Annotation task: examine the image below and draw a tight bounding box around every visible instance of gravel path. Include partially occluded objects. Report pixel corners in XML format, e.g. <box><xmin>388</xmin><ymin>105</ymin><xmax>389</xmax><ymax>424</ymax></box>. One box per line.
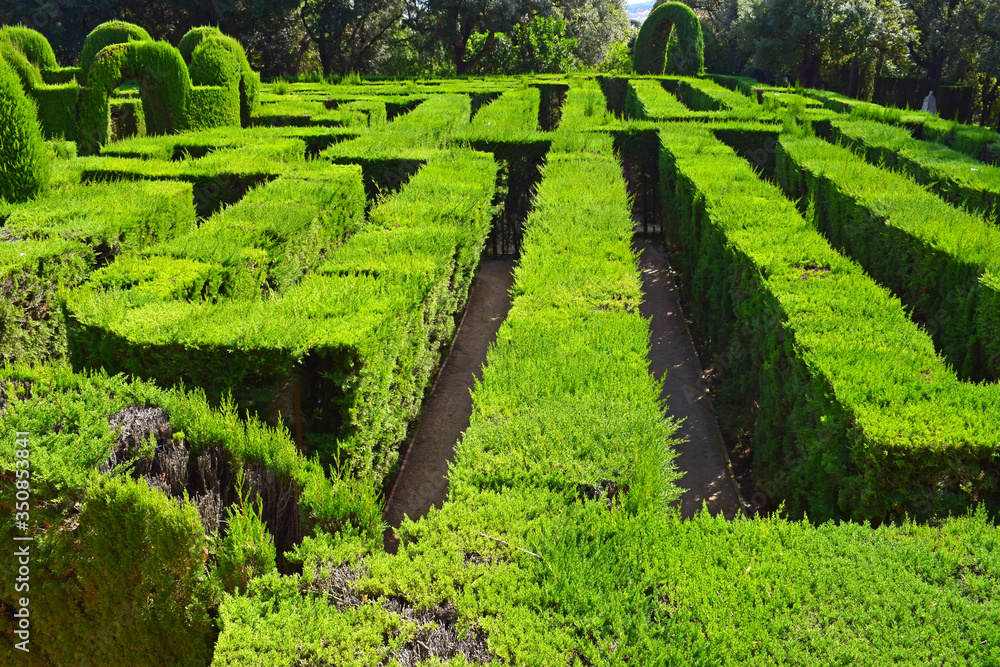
<box><xmin>383</xmin><ymin>259</ymin><xmax>516</xmax><ymax>551</ymax></box>
<box><xmin>634</xmin><ymin>235</ymin><xmax>743</xmax><ymax>519</ymax></box>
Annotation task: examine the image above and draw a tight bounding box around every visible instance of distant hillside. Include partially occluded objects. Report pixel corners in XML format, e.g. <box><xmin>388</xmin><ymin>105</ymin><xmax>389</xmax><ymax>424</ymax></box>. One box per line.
<box><xmin>628</xmin><ymin>0</ymin><xmax>655</xmax><ymax>23</ymax></box>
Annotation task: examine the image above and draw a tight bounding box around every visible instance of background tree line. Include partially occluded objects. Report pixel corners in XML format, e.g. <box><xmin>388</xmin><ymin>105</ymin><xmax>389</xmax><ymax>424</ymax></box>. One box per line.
<box><xmin>0</xmin><ymin>0</ymin><xmax>996</xmax><ymax>126</ymax></box>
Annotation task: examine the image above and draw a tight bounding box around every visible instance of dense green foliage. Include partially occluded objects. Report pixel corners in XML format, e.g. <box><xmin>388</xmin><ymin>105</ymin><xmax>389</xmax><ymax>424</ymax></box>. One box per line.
<box><xmin>187</xmin><ymin>37</ymin><xmax>242</xmax><ymax>129</ymax></box>
<box><xmin>178</xmin><ymin>27</ymin><xmax>261</xmax><ymax>126</ymax></box>
<box><xmin>77</xmin><ymin>40</ymin><xmax>192</xmax><ymax>153</ymax></box>
<box><xmin>831</xmin><ymin>118</ymin><xmax>1000</xmax><ymax>220</ymax></box>
<box><xmin>0</xmin><ymin>57</ymin><xmax>48</xmax><ymax>202</ymax></box>
<box><xmin>0</xmin><ymin>363</ymin><xmax>347</xmax><ymax>664</ymax></box>
<box><xmin>632</xmin><ymin>2</ymin><xmax>704</xmax><ymax>75</ymax></box>
<box><xmin>212</xmin><ymin>92</ymin><xmax>686</xmax><ymax>665</ymax></box>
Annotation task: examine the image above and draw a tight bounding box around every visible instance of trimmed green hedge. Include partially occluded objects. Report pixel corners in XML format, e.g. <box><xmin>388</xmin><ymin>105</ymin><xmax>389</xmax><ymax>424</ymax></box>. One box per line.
<box><xmin>776</xmin><ymin>135</ymin><xmax>1000</xmax><ymax>382</ymax></box>
<box><xmin>65</xmin><ymin>150</ymin><xmax>496</xmax><ymax>482</ymax></box>
<box><xmin>32</xmin><ymin>81</ymin><xmax>80</xmax><ymax>140</ymax></box>
<box><xmin>0</xmin><ymin>363</ymin><xmax>356</xmax><ymax>666</ymax></box>
<box><xmin>632</xmin><ymin>2</ymin><xmax>704</xmax><ymax>75</ymax></box>
<box><xmin>79</xmin><ymin>20</ymin><xmax>152</xmax><ymax>84</ymax></box>
<box><xmin>660</xmin><ymin>123</ymin><xmax>1000</xmax><ymax>522</ymax></box>
<box><xmin>671</xmin><ymin>76</ymin><xmax>760</xmax><ymax>114</ymax></box>
<box><xmin>625</xmin><ymin>78</ymin><xmax>691</xmax><ymax>120</ymax></box>
<box><xmin>831</xmin><ymin>119</ymin><xmax>1000</xmax><ymax>221</ymax></box>
<box><xmin>0</xmin><ymin>179</ymin><xmax>196</xmax><ymax>364</ymax></box>
<box><xmin>78</xmin><ymin>40</ymin><xmax>192</xmax><ymax>153</ymax></box>
<box><xmin>100</xmin><ymin>125</ymin><xmax>358</xmax><ymax>160</ymax></box>
<box><xmin>0</xmin><ymin>38</ymin><xmax>42</xmax><ymax>89</ymax></box>
<box><xmin>0</xmin><ymin>25</ymin><xmax>58</xmax><ymax>70</ymax></box>
<box><xmin>922</xmin><ymin>117</ymin><xmax>1000</xmax><ymax>165</ymax></box>
<box><xmin>0</xmin><ymin>57</ymin><xmax>49</xmax><ymax>203</ymax></box>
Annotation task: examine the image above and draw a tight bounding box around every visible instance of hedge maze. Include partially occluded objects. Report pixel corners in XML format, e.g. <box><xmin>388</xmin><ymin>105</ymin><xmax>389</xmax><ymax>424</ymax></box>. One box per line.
<box><xmin>1</xmin><ymin>20</ymin><xmax>999</xmax><ymax>667</ymax></box>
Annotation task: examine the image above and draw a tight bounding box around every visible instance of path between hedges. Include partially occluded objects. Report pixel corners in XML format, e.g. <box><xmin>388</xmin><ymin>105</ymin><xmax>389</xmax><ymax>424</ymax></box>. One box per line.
<box><xmin>383</xmin><ymin>259</ymin><xmax>517</xmax><ymax>551</ymax></box>
<box><xmin>634</xmin><ymin>235</ymin><xmax>743</xmax><ymax>519</ymax></box>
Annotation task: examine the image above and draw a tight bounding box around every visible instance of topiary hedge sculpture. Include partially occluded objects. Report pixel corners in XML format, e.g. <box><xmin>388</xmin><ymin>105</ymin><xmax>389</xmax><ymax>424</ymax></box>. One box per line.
<box><xmin>179</xmin><ymin>26</ymin><xmax>260</xmax><ymax>126</ymax></box>
<box><xmin>633</xmin><ymin>1</ymin><xmax>704</xmax><ymax>76</ymax></box>
<box><xmin>77</xmin><ymin>40</ymin><xmax>191</xmax><ymax>154</ymax></box>
<box><xmin>187</xmin><ymin>36</ymin><xmax>242</xmax><ymax>129</ymax></box>
<box><xmin>0</xmin><ymin>57</ymin><xmax>49</xmax><ymax>203</ymax></box>
<box><xmin>79</xmin><ymin>20</ymin><xmax>152</xmax><ymax>84</ymax></box>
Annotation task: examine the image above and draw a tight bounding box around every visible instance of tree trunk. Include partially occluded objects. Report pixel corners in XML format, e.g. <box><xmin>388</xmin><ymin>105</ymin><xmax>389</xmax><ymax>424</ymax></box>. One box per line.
<box><xmin>459</xmin><ymin>32</ymin><xmax>495</xmax><ymax>75</ymax></box>
<box><xmin>294</xmin><ymin>35</ymin><xmax>311</xmax><ymax>76</ymax></box>
<box><xmin>317</xmin><ymin>37</ymin><xmax>334</xmax><ymax>77</ymax></box>
<box><xmin>848</xmin><ymin>54</ymin><xmax>860</xmax><ymax>99</ymax></box>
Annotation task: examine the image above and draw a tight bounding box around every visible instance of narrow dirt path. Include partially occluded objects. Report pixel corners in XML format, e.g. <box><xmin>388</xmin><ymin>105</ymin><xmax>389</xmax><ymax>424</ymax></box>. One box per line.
<box><xmin>634</xmin><ymin>235</ymin><xmax>743</xmax><ymax>519</ymax></box>
<box><xmin>383</xmin><ymin>259</ymin><xmax>516</xmax><ymax>550</ymax></box>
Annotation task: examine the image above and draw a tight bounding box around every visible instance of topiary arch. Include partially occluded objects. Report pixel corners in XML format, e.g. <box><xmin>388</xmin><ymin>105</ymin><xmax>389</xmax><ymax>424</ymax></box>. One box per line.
<box><xmin>79</xmin><ymin>20</ymin><xmax>152</xmax><ymax>84</ymax></box>
<box><xmin>77</xmin><ymin>40</ymin><xmax>191</xmax><ymax>154</ymax></box>
<box><xmin>633</xmin><ymin>1</ymin><xmax>704</xmax><ymax>76</ymax></box>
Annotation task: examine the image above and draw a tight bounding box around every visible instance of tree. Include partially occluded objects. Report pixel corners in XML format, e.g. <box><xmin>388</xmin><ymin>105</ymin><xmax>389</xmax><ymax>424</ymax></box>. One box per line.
<box><xmin>468</xmin><ymin>14</ymin><xmax>577</xmax><ymax>74</ymax></box>
<box><xmin>300</xmin><ymin>0</ymin><xmax>404</xmax><ymax>76</ymax></box>
<box><xmin>407</xmin><ymin>0</ymin><xmax>550</xmax><ymax>75</ymax></box>
<box><xmin>733</xmin><ymin>0</ymin><xmax>828</xmax><ymax>86</ymax></box>
<box><xmin>823</xmin><ymin>0</ymin><xmax>915</xmax><ymax>98</ymax></box>
<box><xmin>551</xmin><ymin>0</ymin><xmax>630</xmax><ymax>66</ymax></box>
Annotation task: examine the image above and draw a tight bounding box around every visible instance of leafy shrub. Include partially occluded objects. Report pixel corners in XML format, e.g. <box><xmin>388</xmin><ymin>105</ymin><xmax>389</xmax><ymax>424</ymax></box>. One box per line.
<box><xmin>0</xmin><ymin>57</ymin><xmax>49</xmax><ymax>203</ymax></box>
<box><xmin>216</xmin><ymin>476</ymin><xmax>278</xmax><ymax>594</ymax></box>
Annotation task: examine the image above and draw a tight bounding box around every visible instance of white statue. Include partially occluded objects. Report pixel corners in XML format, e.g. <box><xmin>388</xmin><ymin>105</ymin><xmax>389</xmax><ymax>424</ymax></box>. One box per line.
<box><xmin>921</xmin><ymin>90</ymin><xmax>937</xmax><ymax>114</ymax></box>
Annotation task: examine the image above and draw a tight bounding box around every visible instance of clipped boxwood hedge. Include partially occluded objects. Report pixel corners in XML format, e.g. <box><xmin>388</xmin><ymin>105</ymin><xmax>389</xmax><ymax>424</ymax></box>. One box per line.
<box><xmin>178</xmin><ymin>26</ymin><xmax>260</xmax><ymax>126</ymax></box>
<box><xmin>0</xmin><ymin>25</ymin><xmax>58</xmax><ymax>70</ymax></box>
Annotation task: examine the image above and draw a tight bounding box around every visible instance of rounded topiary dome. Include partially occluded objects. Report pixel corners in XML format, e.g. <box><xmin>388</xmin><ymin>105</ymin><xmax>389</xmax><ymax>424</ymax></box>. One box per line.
<box><xmin>0</xmin><ymin>25</ymin><xmax>58</xmax><ymax>70</ymax></box>
<box><xmin>79</xmin><ymin>21</ymin><xmax>152</xmax><ymax>83</ymax></box>
<box><xmin>0</xmin><ymin>57</ymin><xmax>49</xmax><ymax>203</ymax></box>
<box><xmin>178</xmin><ymin>26</ymin><xmax>224</xmax><ymax>63</ymax></box>
<box><xmin>188</xmin><ymin>36</ymin><xmax>241</xmax><ymax>88</ymax></box>
<box><xmin>633</xmin><ymin>1</ymin><xmax>704</xmax><ymax>76</ymax></box>
<box><xmin>179</xmin><ymin>27</ymin><xmax>259</xmax><ymax>126</ymax></box>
